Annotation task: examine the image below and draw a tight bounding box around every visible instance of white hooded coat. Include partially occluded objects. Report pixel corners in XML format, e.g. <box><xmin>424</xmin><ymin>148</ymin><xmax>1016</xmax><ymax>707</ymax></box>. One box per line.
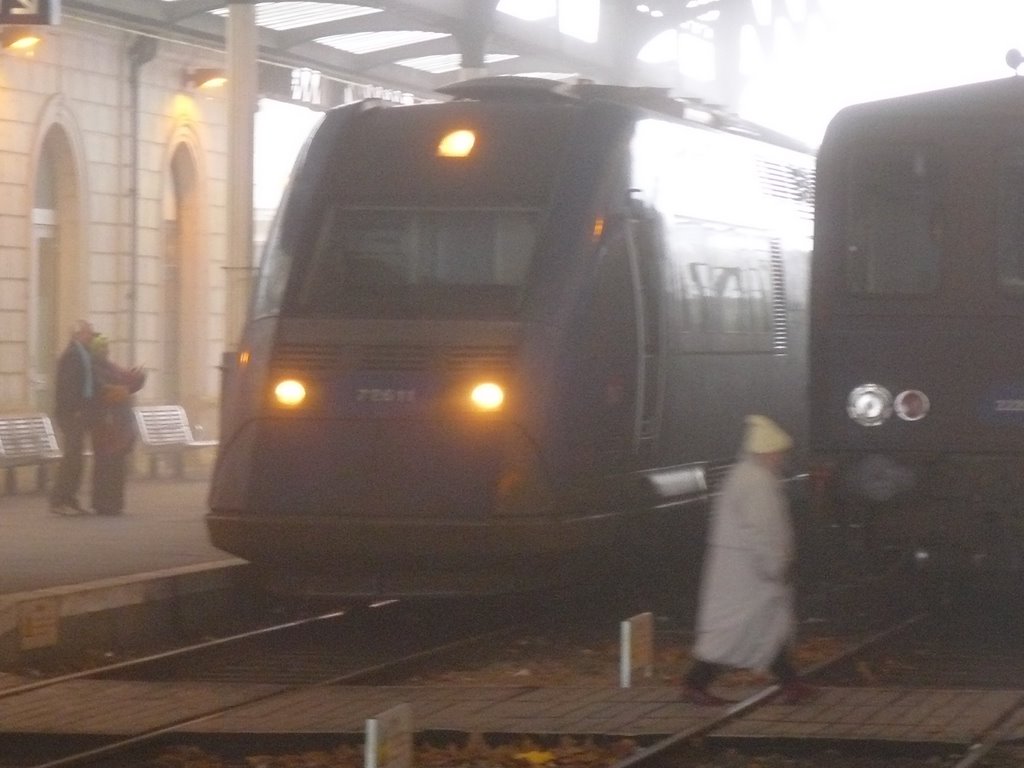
<box><xmin>692</xmin><ymin>455</ymin><xmax>796</xmax><ymax>671</ymax></box>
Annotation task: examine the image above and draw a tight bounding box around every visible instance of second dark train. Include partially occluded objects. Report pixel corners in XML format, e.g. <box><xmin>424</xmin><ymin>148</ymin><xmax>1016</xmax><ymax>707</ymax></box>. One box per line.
<box><xmin>808</xmin><ymin>69</ymin><xmax>1024</xmax><ymax>583</ymax></box>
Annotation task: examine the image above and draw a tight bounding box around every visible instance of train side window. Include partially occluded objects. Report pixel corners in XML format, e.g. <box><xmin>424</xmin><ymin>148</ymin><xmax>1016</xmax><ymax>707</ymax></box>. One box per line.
<box><xmin>676</xmin><ymin>228</ymin><xmax>775</xmax><ymax>351</ymax></box>
<box><xmin>714</xmin><ymin>267</ymin><xmax>744</xmax><ymax>332</ymax></box>
<box><xmin>252</xmin><ymin>213</ymin><xmax>291</xmax><ymax>318</ymax></box>
<box><xmin>996</xmin><ymin>150</ymin><xmax>1024</xmax><ymax>296</ymax></box>
<box><xmin>844</xmin><ymin>146</ymin><xmax>941</xmax><ymax>295</ymax></box>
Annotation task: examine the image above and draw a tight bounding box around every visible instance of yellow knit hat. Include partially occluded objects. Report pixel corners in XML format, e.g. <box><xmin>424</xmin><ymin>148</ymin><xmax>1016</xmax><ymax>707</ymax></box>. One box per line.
<box><xmin>90</xmin><ymin>334</ymin><xmax>110</xmax><ymax>355</ymax></box>
<box><xmin>742</xmin><ymin>414</ymin><xmax>793</xmax><ymax>454</ymax></box>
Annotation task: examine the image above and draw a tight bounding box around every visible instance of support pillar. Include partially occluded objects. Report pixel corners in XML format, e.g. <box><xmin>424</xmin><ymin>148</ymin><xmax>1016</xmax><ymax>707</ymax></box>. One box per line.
<box><xmin>457</xmin><ymin>0</ymin><xmax>495</xmax><ymax>81</ymax></box>
<box><xmin>712</xmin><ymin>2</ymin><xmax>748</xmax><ymax>113</ymax></box>
<box><xmin>225</xmin><ymin>1</ymin><xmax>257</xmax><ymax>349</ymax></box>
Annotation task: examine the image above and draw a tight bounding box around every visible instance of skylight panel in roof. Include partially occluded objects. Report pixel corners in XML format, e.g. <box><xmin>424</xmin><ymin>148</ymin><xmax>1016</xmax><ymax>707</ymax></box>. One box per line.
<box><xmin>558</xmin><ymin>0</ymin><xmax>599</xmax><ymax>43</ymax></box>
<box><xmin>498</xmin><ymin>0</ymin><xmax>601</xmax><ymax>43</ymax></box>
<box><xmin>210</xmin><ymin>2</ymin><xmax>381</xmax><ymax>31</ymax></box>
<box><xmin>315</xmin><ymin>30</ymin><xmax>449</xmax><ymax>55</ymax></box>
<box><xmin>638</xmin><ymin>29</ymin><xmax>677</xmax><ymax>63</ymax></box>
<box><xmin>396</xmin><ymin>53</ymin><xmax>518</xmax><ymax>75</ymax></box>
<box><xmin>497</xmin><ymin>0</ymin><xmax>556</xmax><ymax>21</ymax></box>
<box><xmin>512</xmin><ymin>71</ymin><xmax>579</xmax><ymax>81</ymax></box>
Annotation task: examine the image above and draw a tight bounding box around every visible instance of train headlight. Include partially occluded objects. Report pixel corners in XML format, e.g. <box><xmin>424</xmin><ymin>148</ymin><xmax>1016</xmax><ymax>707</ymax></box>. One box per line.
<box><xmin>470</xmin><ymin>382</ymin><xmax>504</xmax><ymax>412</ymax></box>
<box><xmin>894</xmin><ymin>389</ymin><xmax>930</xmax><ymax>421</ymax></box>
<box><xmin>437</xmin><ymin>129</ymin><xmax>475</xmax><ymax>158</ymax></box>
<box><xmin>273</xmin><ymin>378</ymin><xmax>307</xmax><ymax>408</ymax></box>
<box><xmin>847</xmin><ymin>383</ymin><xmax>892</xmax><ymax>426</ymax></box>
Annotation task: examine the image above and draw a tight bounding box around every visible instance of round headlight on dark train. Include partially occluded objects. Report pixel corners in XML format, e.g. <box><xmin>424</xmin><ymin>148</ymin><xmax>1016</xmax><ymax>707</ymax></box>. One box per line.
<box><xmin>894</xmin><ymin>389</ymin><xmax>930</xmax><ymax>421</ymax></box>
<box><xmin>846</xmin><ymin>383</ymin><xmax>892</xmax><ymax>427</ymax></box>
<box><xmin>470</xmin><ymin>382</ymin><xmax>504</xmax><ymax>412</ymax></box>
<box><xmin>273</xmin><ymin>378</ymin><xmax>307</xmax><ymax>408</ymax></box>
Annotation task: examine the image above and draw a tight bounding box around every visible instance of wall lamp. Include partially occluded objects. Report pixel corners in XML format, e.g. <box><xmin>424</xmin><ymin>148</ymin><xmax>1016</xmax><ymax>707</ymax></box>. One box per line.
<box><xmin>183</xmin><ymin>67</ymin><xmax>228</xmax><ymax>90</ymax></box>
<box><xmin>2</xmin><ymin>27</ymin><xmax>43</xmax><ymax>52</ymax></box>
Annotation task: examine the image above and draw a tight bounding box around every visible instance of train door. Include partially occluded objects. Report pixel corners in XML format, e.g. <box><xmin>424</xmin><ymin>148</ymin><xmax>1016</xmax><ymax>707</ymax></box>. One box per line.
<box><xmin>577</xmin><ymin>203</ymin><xmax>663</xmax><ymax>472</ymax></box>
<box><xmin>624</xmin><ymin>200</ymin><xmax>665</xmax><ymax>462</ymax></box>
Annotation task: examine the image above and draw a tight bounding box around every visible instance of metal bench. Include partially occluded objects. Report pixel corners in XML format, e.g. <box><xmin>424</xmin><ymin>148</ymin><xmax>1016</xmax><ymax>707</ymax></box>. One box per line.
<box><xmin>132</xmin><ymin>405</ymin><xmax>218</xmax><ymax>478</ymax></box>
<box><xmin>0</xmin><ymin>413</ymin><xmax>63</xmax><ymax>494</ymax></box>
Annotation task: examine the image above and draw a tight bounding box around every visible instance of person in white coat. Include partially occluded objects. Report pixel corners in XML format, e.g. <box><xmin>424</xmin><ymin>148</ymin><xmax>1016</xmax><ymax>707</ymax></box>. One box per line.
<box><xmin>681</xmin><ymin>414</ymin><xmax>818</xmax><ymax>706</ymax></box>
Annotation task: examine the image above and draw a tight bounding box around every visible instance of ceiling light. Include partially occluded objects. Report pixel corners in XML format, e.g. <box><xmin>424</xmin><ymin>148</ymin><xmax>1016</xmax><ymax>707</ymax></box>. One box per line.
<box><xmin>2</xmin><ymin>27</ymin><xmax>42</xmax><ymax>52</ymax></box>
<box><xmin>183</xmin><ymin>68</ymin><xmax>228</xmax><ymax>90</ymax></box>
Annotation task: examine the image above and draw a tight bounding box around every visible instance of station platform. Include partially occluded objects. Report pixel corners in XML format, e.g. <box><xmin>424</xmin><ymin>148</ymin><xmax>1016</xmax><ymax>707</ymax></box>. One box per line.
<box><xmin>0</xmin><ymin>474</ymin><xmax>237</xmax><ymax>596</ymax></box>
<box><xmin>0</xmin><ymin>473</ymin><xmax>247</xmax><ymax>663</ymax></box>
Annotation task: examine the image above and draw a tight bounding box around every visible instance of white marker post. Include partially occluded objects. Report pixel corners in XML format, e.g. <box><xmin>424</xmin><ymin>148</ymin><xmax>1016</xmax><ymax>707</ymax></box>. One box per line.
<box><xmin>619</xmin><ymin>611</ymin><xmax>654</xmax><ymax>688</ymax></box>
<box><xmin>365</xmin><ymin>702</ymin><xmax>413</xmax><ymax>768</ymax></box>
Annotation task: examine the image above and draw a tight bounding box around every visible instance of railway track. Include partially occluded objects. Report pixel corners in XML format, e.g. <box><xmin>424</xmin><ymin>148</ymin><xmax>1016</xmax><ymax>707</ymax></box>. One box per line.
<box><xmin>79</xmin><ymin>606</ymin><xmax>1020</xmax><ymax>768</ymax></box>
<box><xmin>4</xmin><ymin>567</ymin><xmax>1022</xmax><ymax>768</ymax></box>
<box><xmin>129</xmin><ymin>577</ymin><xmax>1024</xmax><ymax>768</ymax></box>
<box><xmin>615</xmin><ymin>590</ymin><xmax>1024</xmax><ymax>768</ymax></box>
<box><xmin>0</xmin><ymin>597</ymin><xmax>529</xmax><ymax>768</ymax></box>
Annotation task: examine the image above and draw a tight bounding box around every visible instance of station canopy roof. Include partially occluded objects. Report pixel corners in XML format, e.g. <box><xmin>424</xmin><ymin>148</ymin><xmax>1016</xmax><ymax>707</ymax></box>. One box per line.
<box><xmin>62</xmin><ymin>0</ymin><xmax>693</xmax><ymax>103</ymax></box>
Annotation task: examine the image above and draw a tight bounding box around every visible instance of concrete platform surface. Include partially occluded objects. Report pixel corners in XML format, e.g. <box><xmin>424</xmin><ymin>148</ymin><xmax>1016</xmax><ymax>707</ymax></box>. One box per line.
<box><xmin>0</xmin><ymin>475</ymin><xmax>250</xmax><ymax>664</ymax></box>
<box><xmin>0</xmin><ymin>476</ymin><xmax>238</xmax><ymax>596</ymax></box>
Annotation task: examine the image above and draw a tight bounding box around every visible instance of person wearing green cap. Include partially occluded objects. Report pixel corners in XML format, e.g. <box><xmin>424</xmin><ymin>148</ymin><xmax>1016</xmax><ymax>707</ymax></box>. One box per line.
<box><xmin>89</xmin><ymin>335</ymin><xmax>146</xmax><ymax>515</ymax></box>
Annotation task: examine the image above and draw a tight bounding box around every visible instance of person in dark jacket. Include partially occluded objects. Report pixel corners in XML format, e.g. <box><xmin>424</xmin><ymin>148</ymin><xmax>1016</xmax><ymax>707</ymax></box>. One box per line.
<box><xmin>49</xmin><ymin>320</ymin><xmax>97</xmax><ymax>515</ymax></box>
<box><xmin>89</xmin><ymin>335</ymin><xmax>146</xmax><ymax>516</ymax></box>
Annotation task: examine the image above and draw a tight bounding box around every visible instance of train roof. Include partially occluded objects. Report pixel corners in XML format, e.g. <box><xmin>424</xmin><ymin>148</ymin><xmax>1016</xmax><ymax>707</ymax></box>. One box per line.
<box><xmin>822</xmin><ymin>75</ymin><xmax>1024</xmax><ymax>142</ymax></box>
<box><xmin>436</xmin><ymin>76</ymin><xmax>812</xmax><ymax>155</ymax></box>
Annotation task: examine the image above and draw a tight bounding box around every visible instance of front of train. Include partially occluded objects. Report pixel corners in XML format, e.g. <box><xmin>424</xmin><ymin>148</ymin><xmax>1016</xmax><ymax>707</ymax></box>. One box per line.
<box><xmin>207</xmin><ymin>85</ymin><xmax>641</xmax><ymax>597</ymax></box>
<box><xmin>808</xmin><ymin>77</ymin><xmax>1024</xmax><ymax>582</ymax></box>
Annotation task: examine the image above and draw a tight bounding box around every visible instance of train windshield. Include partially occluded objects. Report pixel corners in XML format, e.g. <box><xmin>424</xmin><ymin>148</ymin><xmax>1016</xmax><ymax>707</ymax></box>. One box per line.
<box><xmin>291</xmin><ymin>207</ymin><xmax>538</xmax><ymax>318</ymax></box>
<box><xmin>843</xmin><ymin>145</ymin><xmax>941</xmax><ymax>295</ymax></box>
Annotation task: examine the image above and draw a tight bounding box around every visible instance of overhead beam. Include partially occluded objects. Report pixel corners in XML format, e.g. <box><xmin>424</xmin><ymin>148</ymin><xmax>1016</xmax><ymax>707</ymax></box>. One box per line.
<box><xmin>163</xmin><ymin>0</ymin><xmax>225</xmax><ymax>24</ymax></box>
<box><xmin>350</xmin><ymin>35</ymin><xmax>459</xmax><ymax>72</ymax></box>
<box><xmin>63</xmin><ymin>0</ymin><xmax>698</xmax><ymax>99</ymax></box>
<box><xmin>275</xmin><ymin>10</ymin><xmax>423</xmax><ymax>50</ymax></box>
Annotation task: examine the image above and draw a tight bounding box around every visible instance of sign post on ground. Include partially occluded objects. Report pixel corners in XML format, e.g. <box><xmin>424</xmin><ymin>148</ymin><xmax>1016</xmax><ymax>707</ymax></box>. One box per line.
<box><xmin>620</xmin><ymin>611</ymin><xmax>654</xmax><ymax>688</ymax></box>
<box><xmin>17</xmin><ymin>597</ymin><xmax>59</xmax><ymax>650</ymax></box>
<box><xmin>365</xmin><ymin>702</ymin><xmax>413</xmax><ymax>768</ymax></box>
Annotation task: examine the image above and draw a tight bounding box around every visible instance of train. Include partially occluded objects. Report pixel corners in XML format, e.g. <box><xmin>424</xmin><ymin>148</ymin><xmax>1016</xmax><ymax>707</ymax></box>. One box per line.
<box><xmin>206</xmin><ymin>76</ymin><xmax>815</xmax><ymax>598</ymax></box>
<box><xmin>808</xmin><ymin>67</ymin><xmax>1024</xmax><ymax>582</ymax></box>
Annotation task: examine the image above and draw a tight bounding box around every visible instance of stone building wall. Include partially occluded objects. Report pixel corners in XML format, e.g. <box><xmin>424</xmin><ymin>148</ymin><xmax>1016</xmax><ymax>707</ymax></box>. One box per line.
<box><xmin>0</xmin><ymin>19</ymin><xmax>229</xmax><ymax>436</ymax></box>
